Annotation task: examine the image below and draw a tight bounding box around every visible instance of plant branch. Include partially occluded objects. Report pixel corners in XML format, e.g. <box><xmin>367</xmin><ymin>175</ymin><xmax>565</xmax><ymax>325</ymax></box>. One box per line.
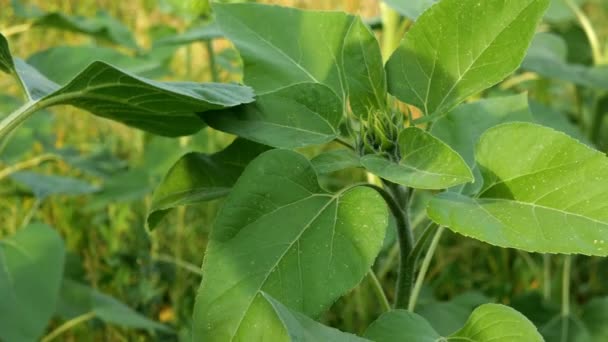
<box><xmin>41</xmin><ymin>311</ymin><xmax>96</xmax><ymax>342</ymax></box>
<box><xmin>368</xmin><ymin>270</ymin><xmax>391</xmax><ymax>313</ymax></box>
<box><xmin>0</xmin><ymin>101</ymin><xmax>39</xmax><ymax>143</ymax></box>
<box><xmin>408</xmin><ymin>226</ymin><xmax>444</xmax><ymax>312</ymax></box>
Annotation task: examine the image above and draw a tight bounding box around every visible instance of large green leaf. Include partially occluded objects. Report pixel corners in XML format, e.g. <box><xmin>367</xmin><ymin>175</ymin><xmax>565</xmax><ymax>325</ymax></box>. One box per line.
<box><xmin>263</xmin><ymin>293</ymin><xmax>369</xmax><ymax>342</ymax></box>
<box><xmin>57</xmin><ymin>279</ymin><xmax>170</xmax><ymax>332</ymax></box>
<box><xmin>361</xmin><ymin>127</ymin><xmax>473</xmax><ymax>189</ymax></box>
<box><xmin>0</xmin><ymin>33</ymin><xmax>254</xmax><ymax>137</ymax></box>
<box><xmin>214</xmin><ymin>2</ymin><xmax>386</xmax><ymax>116</ymax></box>
<box><xmin>428</xmin><ymin>123</ymin><xmax>608</xmax><ymax>255</ymax></box>
<box><xmin>203</xmin><ymin>82</ymin><xmax>342</xmax><ymax>148</ymax></box>
<box><xmin>522</xmin><ymin>32</ymin><xmax>608</xmax><ymax>90</ymax></box>
<box><xmin>0</xmin><ymin>224</ymin><xmax>66</xmax><ymax>342</ymax></box>
<box><xmin>147</xmin><ymin>138</ymin><xmax>270</xmax><ymax>229</ymax></box>
<box><xmin>193</xmin><ymin>150</ymin><xmax>389</xmax><ymax>341</ymax></box>
<box><xmin>383</xmin><ymin>0</ymin><xmax>437</xmax><ymax>20</ymax></box>
<box><xmin>386</xmin><ymin>0</ymin><xmax>550</xmax><ymax>120</ymax></box>
<box><xmin>342</xmin><ymin>17</ymin><xmax>387</xmax><ymax>117</ymax></box>
<box><xmin>214</xmin><ymin>3</ymin><xmax>351</xmax><ymax>99</ymax></box>
<box><xmin>365</xmin><ymin>304</ymin><xmax>542</xmax><ymax>341</ymax></box>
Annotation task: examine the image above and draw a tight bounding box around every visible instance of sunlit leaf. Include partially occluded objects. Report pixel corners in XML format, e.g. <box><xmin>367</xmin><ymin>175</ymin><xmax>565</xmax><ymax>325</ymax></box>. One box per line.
<box><xmin>386</xmin><ymin>0</ymin><xmax>550</xmax><ymax>120</ymax></box>
<box><xmin>428</xmin><ymin>123</ymin><xmax>608</xmax><ymax>255</ymax></box>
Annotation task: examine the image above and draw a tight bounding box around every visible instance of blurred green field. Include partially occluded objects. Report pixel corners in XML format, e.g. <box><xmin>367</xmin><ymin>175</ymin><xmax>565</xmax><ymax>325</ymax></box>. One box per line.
<box><xmin>1</xmin><ymin>0</ymin><xmax>608</xmax><ymax>341</ymax></box>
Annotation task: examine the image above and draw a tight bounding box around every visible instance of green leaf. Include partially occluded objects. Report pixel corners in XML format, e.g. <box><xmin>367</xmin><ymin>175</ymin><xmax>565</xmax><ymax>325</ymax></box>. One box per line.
<box><xmin>147</xmin><ymin>138</ymin><xmax>270</xmax><ymax>229</ymax></box>
<box><xmin>361</xmin><ymin>127</ymin><xmax>473</xmax><ymax>189</ymax></box>
<box><xmin>57</xmin><ymin>279</ymin><xmax>170</xmax><ymax>332</ymax></box>
<box><xmin>193</xmin><ymin>149</ymin><xmax>389</xmax><ymax>341</ymax></box>
<box><xmin>343</xmin><ymin>17</ymin><xmax>387</xmax><ymax>117</ymax></box>
<box><xmin>0</xmin><ymin>224</ymin><xmax>66</xmax><ymax>342</ymax></box>
<box><xmin>365</xmin><ymin>304</ymin><xmax>542</xmax><ymax>341</ymax></box>
<box><xmin>27</xmin><ymin>45</ymin><xmax>170</xmax><ymax>85</ymax></box>
<box><xmin>540</xmin><ymin>315</ymin><xmax>591</xmax><ymax>342</ymax></box>
<box><xmin>262</xmin><ymin>293</ymin><xmax>370</xmax><ymax>342</ymax></box>
<box><xmin>451</xmin><ymin>304</ymin><xmax>543</xmax><ymax>341</ymax></box>
<box><xmin>11</xmin><ymin>171</ymin><xmax>99</xmax><ymax>199</ymax></box>
<box><xmin>0</xmin><ymin>33</ymin><xmax>255</xmax><ymax>137</ymax></box>
<box><xmin>522</xmin><ymin>32</ymin><xmax>608</xmax><ymax>90</ymax></box>
<box><xmin>214</xmin><ymin>3</ymin><xmax>352</xmax><ymax>100</ymax></box>
<box><xmin>364</xmin><ymin>310</ymin><xmax>441</xmax><ymax>342</ymax></box>
<box><xmin>417</xmin><ymin>291</ymin><xmax>490</xmax><ymax>335</ymax></box>
<box><xmin>383</xmin><ymin>0</ymin><xmax>437</xmax><ymax>19</ymax></box>
<box><xmin>428</xmin><ymin>122</ymin><xmax>608</xmax><ymax>255</ymax></box>
<box><xmin>430</xmin><ymin>94</ymin><xmax>534</xmax><ymax>194</ymax></box>
<box><xmin>310</xmin><ymin>149</ymin><xmax>361</xmax><ymax>174</ymax></box>
<box><xmin>529</xmin><ymin>101</ymin><xmax>588</xmax><ymax>143</ymax></box>
<box><xmin>386</xmin><ymin>0</ymin><xmax>550</xmax><ymax>120</ymax></box>
<box><xmin>203</xmin><ymin>82</ymin><xmax>342</xmax><ymax>148</ymax></box>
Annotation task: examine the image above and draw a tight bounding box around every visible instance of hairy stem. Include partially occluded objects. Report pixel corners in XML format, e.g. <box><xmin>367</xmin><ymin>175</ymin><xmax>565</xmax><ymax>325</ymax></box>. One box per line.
<box><xmin>0</xmin><ymin>154</ymin><xmax>57</xmax><ymax>181</ymax></box>
<box><xmin>408</xmin><ymin>226</ymin><xmax>444</xmax><ymax>312</ymax></box>
<box><xmin>363</xmin><ymin>183</ymin><xmax>414</xmax><ymax>309</ymax></box>
<box><xmin>0</xmin><ymin>102</ymin><xmax>39</xmax><ymax>143</ymax></box>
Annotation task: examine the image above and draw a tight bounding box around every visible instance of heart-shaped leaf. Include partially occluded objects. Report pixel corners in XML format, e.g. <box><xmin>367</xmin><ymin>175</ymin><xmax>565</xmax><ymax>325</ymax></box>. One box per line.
<box><xmin>147</xmin><ymin>138</ymin><xmax>270</xmax><ymax>229</ymax></box>
<box><xmin>193</xmin><ymin>149</ymin><xmax>388</xmax><ymax>341</ymax></box>
<box><xmin>386</xmin><ymin>0</ymin><xmax>550</xmax><ymax>120</ymax></box>
<box><xmin>262</xmin><ymin>293</ymin><xmax>369</xmax><ymax>341</ymax></box>
<box><xmin>364</xmin><ymin>304</ymin><xmax>543</xmax><ymax>341</ymax></box>
<box><xmin>428</xmin><ymin>123</ymin><xmax>608</xmax><ymax>255</ymax></box>
<box><xmin>0</xmin><ymin>224</ymin><xmax>66</xmax><ymax>342</ymax></box>
<box><xmin>361</xmin><ymin>127</ymin><xmax>473</xmax><ymax>189</ymax></box>
<box><xmin>203</xmin><ymin>82</ymin><xmax>342</xmax><ymax>148</ymax></box>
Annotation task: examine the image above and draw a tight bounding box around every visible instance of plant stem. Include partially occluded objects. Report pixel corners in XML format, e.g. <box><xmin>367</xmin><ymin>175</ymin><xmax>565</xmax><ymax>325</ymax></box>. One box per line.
<box><xmin>564</xmin><ymin>0</ymin><xmax>604</xmax><ymax>65</ymax></box>
<box><xmin>562</xmin><ymin>255</ymin><xmax>572</xmax><ymax>317</ymax></box>
<box><xmin>408</xmin><ymin>226</ymin><xmax>444</xmax><ymax>312</ymax></box>
<box><xmin>152</xmin><ymin>253</ymin><xmax>203</xmax><ymax>276</ymax></box>
<box><xmin>543</xmin><ymin>254</ymin><xmax>552</xmax><ymax>300</ymax></box>
<box><xmin>368</xmin><ymin>270</ymin><xmax>391</xmax><ymax>313</ymax></box>
<box><xmin>363</xmin><ymin>183</ymin><xmax>414</xmax><ymax>309</ymax></box>
<box><xmin>0</xmin><ymin>101</ymin><xmax>39</xmax><ymax>143</ymax></box>
<box><xmin>205</xmin><ymin>40</ymin><xmax>219</xmax><ymax>82</ymax></box>
<box><xmin>41</xmin><ymin>311</ymin><xmax>96</xmax><ymax>342</ymax></box>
